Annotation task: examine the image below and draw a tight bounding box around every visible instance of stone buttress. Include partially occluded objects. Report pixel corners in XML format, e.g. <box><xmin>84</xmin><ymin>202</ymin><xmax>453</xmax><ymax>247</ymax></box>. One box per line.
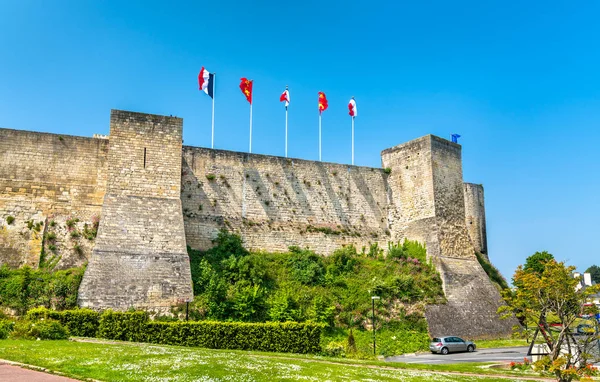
<box><xmin>77</xmin><ymin>110</ymin><xmax>193</xmax><ymax>310</ymax></box>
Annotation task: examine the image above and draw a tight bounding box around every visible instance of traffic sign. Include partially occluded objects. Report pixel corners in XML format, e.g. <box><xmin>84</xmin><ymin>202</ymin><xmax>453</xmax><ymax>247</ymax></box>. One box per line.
<box><xmin>596</xmin><ymin>313</ymin><xmax>600</xmax><ymax>321</ymax></box>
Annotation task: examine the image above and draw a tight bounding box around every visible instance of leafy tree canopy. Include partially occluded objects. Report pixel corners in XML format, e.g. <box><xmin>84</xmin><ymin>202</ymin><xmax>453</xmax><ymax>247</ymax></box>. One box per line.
<box><xmin>500</xmin><ymin>259</ymin><xmax>599</xmax><ymax>381</ymax></box>
<box><xmin>523</xmin><ymin>251</ymin><xmax>554</xmax><ymax>276</ymax></box>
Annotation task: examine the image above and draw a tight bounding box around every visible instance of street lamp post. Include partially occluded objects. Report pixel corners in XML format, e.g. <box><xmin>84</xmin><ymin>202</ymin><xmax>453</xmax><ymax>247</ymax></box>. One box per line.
<box><xmin>372</xmin><ymin>296</ymin><xmax>380</xmax><ymax>356</ymax></box>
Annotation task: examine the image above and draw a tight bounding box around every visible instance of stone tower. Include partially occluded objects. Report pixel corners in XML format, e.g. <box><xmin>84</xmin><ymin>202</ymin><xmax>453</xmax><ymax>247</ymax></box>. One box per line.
<box><xmin>78</xmin><ymin>110</ymin><xmax>193</xmax><ymax>311</ymax></box>
<box><xmin>382</xmin><ymin>135</ymin><xmax>514</xmax><ymax>338</ymax></box>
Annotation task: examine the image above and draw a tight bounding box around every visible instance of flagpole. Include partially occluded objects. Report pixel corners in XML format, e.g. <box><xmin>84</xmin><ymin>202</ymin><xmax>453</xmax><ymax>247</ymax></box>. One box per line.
<box><xmin>249</xmin><ymin>103</ymin><xmax>253</xmax><ymax>153</ymax></box>
<box><xmin>211</xmin><ymin>73</ymin><xmax>215</xmax><ymax>149</ymax></box>
<box><xmin>352</xmin><ymin>116</ymin><xmax>355</xmax><ymax>165</ymax></box>
<box><xmin>319</xmin><ymin>114</ymin><xmax>322</xmax><ymax>161</ymax></box>
<box><xmin>285</xmin><ymin>105</ymin><xmax>288</xmax><ymax>158</ymax></box>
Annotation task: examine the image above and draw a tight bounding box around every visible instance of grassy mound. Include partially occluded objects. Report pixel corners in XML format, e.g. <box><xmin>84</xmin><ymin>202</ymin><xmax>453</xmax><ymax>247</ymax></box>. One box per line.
<box><xmin>184</xmin><ymin>231</ymin><xmax>445</xmax><ymax>356</ymax></box>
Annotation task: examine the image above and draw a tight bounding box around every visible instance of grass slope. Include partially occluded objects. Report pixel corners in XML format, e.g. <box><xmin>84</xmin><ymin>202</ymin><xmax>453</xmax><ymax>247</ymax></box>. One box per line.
<box><xmin>0</xmin><ymin>339</ymin><xmax>535</xmax><ymax>382</ymax></box>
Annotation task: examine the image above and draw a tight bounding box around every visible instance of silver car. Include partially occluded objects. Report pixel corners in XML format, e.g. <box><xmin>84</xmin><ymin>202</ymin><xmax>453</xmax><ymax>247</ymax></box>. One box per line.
<box><xmin>429</xmin><ymin>336</ymin><xmax>476</xmax><ymax>354</ymax></box>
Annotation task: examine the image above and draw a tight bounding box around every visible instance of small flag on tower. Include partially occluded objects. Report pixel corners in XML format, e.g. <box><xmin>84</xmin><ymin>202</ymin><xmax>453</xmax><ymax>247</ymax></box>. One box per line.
<box><xmin>348</xmin><ymin>97</ymin><xmax>357</xmax><ymax>117</ymax></box>
<box><xmin>198</xmin><ymin>67</ymin><xmax>214</xmax><ymax>98</ymax></box>
<box><xmin>280</xmin><ymin>87</ymin><xmax>290</xmax><ymax>108</ymax></box>
<box><xmin>240</xmin><ymin>78</ymin><xmax>253</xmax><ymax>104</ymax></box>
<box><xmin>318</xmin><ymin>92</ymin><xmax>328</xmax><ymax>114</ymax></box>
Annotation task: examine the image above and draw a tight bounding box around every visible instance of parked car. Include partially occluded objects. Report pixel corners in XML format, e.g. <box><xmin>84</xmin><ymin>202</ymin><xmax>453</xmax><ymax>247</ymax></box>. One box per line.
<box><xmin>576</xmin><ymin>324</ymin><xmax>595</xmax><ymax>335</ymax></box>
<box><xmin>430</xmin><ymin>336</ymin><xmax>476</xmax><ymax>354</ymax></box>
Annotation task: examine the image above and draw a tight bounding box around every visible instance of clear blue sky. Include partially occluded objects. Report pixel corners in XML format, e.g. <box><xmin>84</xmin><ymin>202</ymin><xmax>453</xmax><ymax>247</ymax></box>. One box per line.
<box><xmin>1</xmin><ymin>1</ymin><xmax>599</xmax><ymax>280</ymax></box>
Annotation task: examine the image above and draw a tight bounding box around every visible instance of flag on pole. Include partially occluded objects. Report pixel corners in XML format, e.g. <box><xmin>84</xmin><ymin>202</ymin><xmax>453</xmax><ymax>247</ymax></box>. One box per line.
<box><xmin>318</xmin><ymin>92</ymin><xmax>328</xmax><ymax>114</ymax></box>
<box><xmin>348</xmin><ymin>98</ymin><xmax>357</xmax><ymax>117</ymax></box>
<box><xmin>280</xmin><ymin>87</ymin><xmax>290</xmax><ymax>108</ymax></box>
<box><xmin>198</xmin><ymin>67</ymin><xmax>214</xmax><ymax>98</ymax></box>
<box><xmin>240</xmin><ymin>78</ymin><xmax>253</xmax><ymax>104</ymax></box>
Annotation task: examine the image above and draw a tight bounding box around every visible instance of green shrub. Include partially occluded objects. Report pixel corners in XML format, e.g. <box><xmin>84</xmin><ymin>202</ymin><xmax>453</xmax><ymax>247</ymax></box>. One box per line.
<box><xmin>205</xmin><ymin>174</ymin><xmax>216</xmax><ymax>181</ymax></box>
<box><xmin>287</xmin><ymin>247</ymin><xmax>325</xmax><ymax>285</ymax></box>
<box><xmin>475</xmin><ymin>252</ymin><xmax>509</xmax><ymax>290</ymax></box>
<box><xmin>268</xmin><ymin>289</ymin><xmax>302</xmax><ymax>322</ymax></box>
<box><xmin>383</xmin><ymin>167</ymin><xmax>392</xmax><ymax>174</ymax></box>
<box><xmin>11</xmin><ymin>319</ymin><xmax>68</xmax><ymax>340</ymax></box>
<box><xmin>0</xmin><ymin>265</ymin><xmax>84</xmax><ymax>314</ymax></box>
<box><xmin>0</xmin><ymin>320</ymin><xmax>15</xmax><ymax>339</ymax></box>
<box><xmin>329</xmin><ymin>246</ymin><xmax>358</xmax><ymax>275</ymax></box>
<box><xmin>5</xmin><ymin>216</ymin><xmax>15</xmax><ymax>225</ymax></box>
<box><xmin>98</xmin><ymin>310</ymin><xmax>148</xmax><ymax>342</ymax></box>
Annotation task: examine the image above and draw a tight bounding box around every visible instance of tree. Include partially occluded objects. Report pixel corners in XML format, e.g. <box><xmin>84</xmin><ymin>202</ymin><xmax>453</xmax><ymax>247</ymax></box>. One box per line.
<box><xmin>500</xmin><ymin>259</ymin><xmax>599</xmax><ymax>382</ymax></box>
<box><xmin>523</xmin><ymin>251</ymin><xmax>555</xmax><ymax>276</ymax></box>
<box><xmin>585</xmin><ymin>265</ymin><xmax>600</xmax><ymax>284</ymax></box>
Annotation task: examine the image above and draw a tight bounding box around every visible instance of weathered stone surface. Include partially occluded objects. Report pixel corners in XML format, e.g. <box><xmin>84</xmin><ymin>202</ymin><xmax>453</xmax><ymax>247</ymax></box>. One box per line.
<box><xmin>425</xmin><ymin>257</ymin><xmax>516</xmax><ymax>339</ymax></box>
<box><xmin>464</xmin><ymin>183</ymin><xmax>488</xmax><ymax>259</ymax></box>
<box><xmin>0</xmin><ymin>129</ymin><xmax>107</xmax><ymax>268</ymax></box>
<box><xmin>0</xmin><ymin>109</ymin><xmax>513</xmax><ymax>337</ymax></box>
<box><xmin>181</xmin><ymin>147</ymin><xmax>390</xmax><ymax>254</ymax></box>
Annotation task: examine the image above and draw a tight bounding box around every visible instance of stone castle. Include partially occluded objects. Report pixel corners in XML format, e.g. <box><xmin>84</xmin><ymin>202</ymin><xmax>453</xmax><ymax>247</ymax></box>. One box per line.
<box><xmin>0</xmin><ymin>109</ymin><xmax>512</xmax><ymax>338</ymax></box>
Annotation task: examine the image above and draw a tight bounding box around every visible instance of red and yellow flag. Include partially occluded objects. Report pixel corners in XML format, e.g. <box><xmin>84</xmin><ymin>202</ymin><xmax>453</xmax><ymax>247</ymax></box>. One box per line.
<box><xmin>318</xmin><ymin>91</ymin><xmax>328</xmax><ymax>114</ymax></box>
<box><xmin>240</xmin><ymin>78</ymin><xmax>253</xmax><ymax>104</ymax></box>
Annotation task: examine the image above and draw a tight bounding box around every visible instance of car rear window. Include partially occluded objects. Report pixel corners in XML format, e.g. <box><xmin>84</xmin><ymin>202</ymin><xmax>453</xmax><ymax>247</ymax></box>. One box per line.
<box><xmin>432</xmin><ymin>338</ymin><xmax>441</xmax><ymax>342</ymax></box>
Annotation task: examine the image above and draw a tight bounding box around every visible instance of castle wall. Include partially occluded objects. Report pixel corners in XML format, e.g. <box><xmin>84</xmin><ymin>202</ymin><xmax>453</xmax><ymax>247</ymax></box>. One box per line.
<box><xmin>0</xmin><ymin>110</ymin><xmax>514</xmax><ymax>337</ymax></box>
<box><xmin>181</xmin><ymin>147</ymin><xmax>390</xmax><ymax>255</ymax></box>
<box><xmin>464</xmin><ymin>183</ymin><xmax>488</xmax><ymax>259</ymax></box>
<box><xmin>77</xmin><ymin>110</ymin><xmax>193</xmax><ymax>311</ymax></box>
<box><xmin>0</xmin><ymin>129</ymin><xmax>108</xmax><ymax>268</ymax></box>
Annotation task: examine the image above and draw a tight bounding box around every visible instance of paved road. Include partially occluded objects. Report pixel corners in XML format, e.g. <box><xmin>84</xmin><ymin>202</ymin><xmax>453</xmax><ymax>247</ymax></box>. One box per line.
<box><xmin>0</xmin><ymin>362</ymin><xmax>79</xmax><ymax>381</ymax></box>
<box><xmin>386</xmin><ymin>346</ymin><xmax>531</xmax><ymax>364</ymax></box>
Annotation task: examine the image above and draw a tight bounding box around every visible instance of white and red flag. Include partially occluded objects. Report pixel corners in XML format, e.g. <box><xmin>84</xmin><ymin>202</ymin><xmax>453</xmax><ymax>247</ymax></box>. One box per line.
<box><xmin>280</xmin><ymin>87</ymin><xmax>290</xmax><ymax>108</ymax></box>
<box><xmin>348</xmin><ymin>97</ymin><xmax>357</xmax><ymax>117</ymax></box>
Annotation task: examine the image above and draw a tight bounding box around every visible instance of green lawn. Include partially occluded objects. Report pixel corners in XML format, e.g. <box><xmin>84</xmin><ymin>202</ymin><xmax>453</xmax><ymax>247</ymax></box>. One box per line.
<box><xmin>476</xmin><ymin>338</ymin><xmax>529</xmax><ymax>349</ymax></box>
<box><xmin>0</xmin><ymin>339</ymin><xmax>534</xmax><ymax>381</ymax></box>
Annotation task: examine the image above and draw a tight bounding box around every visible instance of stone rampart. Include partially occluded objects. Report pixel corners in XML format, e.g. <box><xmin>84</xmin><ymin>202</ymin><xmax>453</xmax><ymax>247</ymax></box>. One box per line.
<box><xmin>181</xmin><ymin>147</ymin><xmax>390</xmax><ymax>254</ymax></box>
<box><xmin>0</xmin><ymin>129</ymin><xmax>107</xmax><ymax>268</ymax></box>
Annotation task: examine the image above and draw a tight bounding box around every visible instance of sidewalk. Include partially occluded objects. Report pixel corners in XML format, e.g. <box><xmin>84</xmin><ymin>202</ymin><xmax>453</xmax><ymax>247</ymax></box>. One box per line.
<box><xmin>0</xmin><ymin>362</ymin><xmax>79</xmax><ymax>381</ymax></box>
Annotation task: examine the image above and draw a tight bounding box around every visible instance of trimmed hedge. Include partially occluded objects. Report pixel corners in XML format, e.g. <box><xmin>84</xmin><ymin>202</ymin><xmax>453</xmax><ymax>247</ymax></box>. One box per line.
<box><xmin>98</xmin><ymin>311</ymin><xmax>323</xmax><ymax>354</ymax></box>
<box><xmin>23</xmin><ymin>308</ymin><xmax>323</xmax><ymax>354</ymax></box>
<box><xmin>143</xmin><ymin>321</ymin><xmax>323</xmax><ymax>353</ymax></box>
<box><xmin>98</xmin><ymin>311</ymin><xmax>148</xmax><ymax>342</ymax></box>
<box><xmin>27</xmin><ymin>307</ymin><xmax>100</xmax><ymax>337</ymax></box>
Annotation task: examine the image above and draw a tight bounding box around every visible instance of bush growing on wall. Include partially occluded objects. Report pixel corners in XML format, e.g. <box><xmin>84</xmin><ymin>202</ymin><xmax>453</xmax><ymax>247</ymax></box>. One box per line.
<box><xmin>0</xmin><ymin>265</ymin><xmax>85</xmax><ymax>314</ymax></box>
